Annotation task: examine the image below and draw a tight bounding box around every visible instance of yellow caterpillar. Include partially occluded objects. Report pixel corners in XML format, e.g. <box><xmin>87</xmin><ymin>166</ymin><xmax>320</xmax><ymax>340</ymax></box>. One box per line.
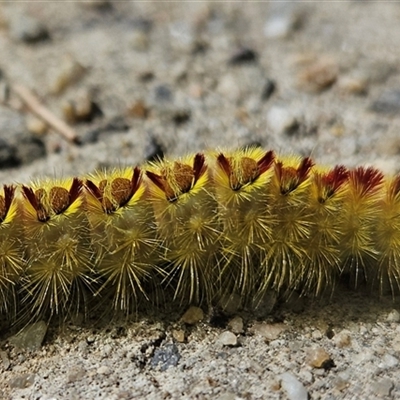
<box><xmin>0</xmin><ymin>147</ymin><xmax>398</xmax><ymax>322</ymax></box>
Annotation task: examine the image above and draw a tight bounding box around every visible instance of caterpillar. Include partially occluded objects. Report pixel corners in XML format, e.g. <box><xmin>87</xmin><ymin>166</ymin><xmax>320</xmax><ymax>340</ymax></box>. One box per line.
<box><xmin>0</xmin><ymin>146</ymin><xmax>398</xmax><ymax>323</ymax></box>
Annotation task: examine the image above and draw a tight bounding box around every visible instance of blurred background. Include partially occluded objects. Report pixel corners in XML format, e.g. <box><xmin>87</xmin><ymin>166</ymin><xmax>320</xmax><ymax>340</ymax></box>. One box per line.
<box><xmin>0</xmin><ymin>1</ymin><xmax>399</xmax><ymax>183</ymax></box>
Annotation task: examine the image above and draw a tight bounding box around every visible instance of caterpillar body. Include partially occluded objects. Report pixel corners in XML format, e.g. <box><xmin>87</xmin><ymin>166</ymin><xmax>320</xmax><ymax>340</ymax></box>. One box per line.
<box><xmin>0</xmin><ymin>147</ymin><xmax>398</xmax><ymax>323</ymax></box>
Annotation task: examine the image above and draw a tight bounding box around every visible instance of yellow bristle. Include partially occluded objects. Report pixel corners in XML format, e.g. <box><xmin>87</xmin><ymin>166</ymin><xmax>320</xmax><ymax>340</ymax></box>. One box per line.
<box><xmin>375</xmin><ymin>174</ymin><xmax>400</xmax><ymax>293</ymax></box>
<box><xmin>145</xmin><ymin>153</ymin><xmax>220</xmax><ymax>304</ymax></box>
<box><xmin>85</xmin><ymin>167</ymin><xmax>160</xmax><ymax>312</ymax></box>
<box><xmin>339</xmin><ymin>167</ymin><xmax>383</xmax><ymax>286</ymax></box>
<box><xmin>0</xmin><ymin>185</ymin><xmax>25</xmax><ymax>314</ymax></box>
<box><xmin>212</xmin><ymin>147</ymin><xmax>275</xmax><ymax>299</ymax></box>
<box><xmin>259</xmin><ymin>155</ymin><xmax>314</xmax><ymax>294</ymax></box>
<box><xmin>20</xmin><ymin>177</ymin><xmax>93</xmax><ymax>318</ymax></box>
<box><xmin>299</xmin><ymin>165</ymin><xmax>349</xmax><ymax>296</ymax></box>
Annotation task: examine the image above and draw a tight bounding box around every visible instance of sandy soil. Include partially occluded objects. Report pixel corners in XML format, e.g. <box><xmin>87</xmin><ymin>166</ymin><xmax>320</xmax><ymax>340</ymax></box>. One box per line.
<box><xmin>1</xmin><ymin>2</ymin><xmax>400</xmax><ymax>399</ymax></box>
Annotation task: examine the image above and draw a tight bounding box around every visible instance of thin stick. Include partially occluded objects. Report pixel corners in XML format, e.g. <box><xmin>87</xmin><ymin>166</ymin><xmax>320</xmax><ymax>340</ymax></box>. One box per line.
<box><xmin>12</xmin><ymin>84</ymin><xmax>80</xmax><ymax>144</ymax></box>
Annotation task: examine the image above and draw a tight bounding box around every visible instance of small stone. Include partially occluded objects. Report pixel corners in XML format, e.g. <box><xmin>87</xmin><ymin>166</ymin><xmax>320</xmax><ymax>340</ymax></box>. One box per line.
<box><xmin>228</xmin><ymin>316</ymin><xmax>244</xmax><ymax>334</ymax></box>
<box><xmin>298</xmin><ymin>58</ymin><xmax>338</xmax><ymax>92</ymax></box>
<box><xmin>0</xmin><ymin>138</ymin><xmax>18</xmax><ymax>169</ymax></box>
<box><xmin>151</xmin><ymin>344</ymin><xmax>181</xmax><ymax>371</ymax></box>
<box><xmin>338</xmin><ymin>76</ymin><xmax>368</xmax><ymax>95</ymax></box>
<box><xmin>387</xmin><ymin>309</ymin><xmax>400</xmax><ymax>323</ymax></box>
<box><xmin>67</xmin><ymin>366</ymin><xmax>86</xmax><ymax>383</ymax></box>
<box><xmin>371</xmin><ymin>378</ymin><xmax>394</xmax><ymax>397</ymax></box>
<box><xmin>333</xmin><ymin>377</ymin><xmax>349</xmax><ymax>392</ymax></box>
<box><xmin>62</xmin><ymin>91</ymin><xmax>102</xmax><ymax>124</ymax></box>
<box><xmin>379</xmin><ymin>354</ymin><xmax>399</xmax><ymax>369</ymax></box>
<box><xmin>261</xmin><ymin>79</ymin><xmax>276</xmax><ymax>101</ymax></box>
<box><xmin>307</xmin><ymin>347</ymin><xmax>334</xmax><ymax>369</ymax></box>
<box><xmin>249</xmin><ymin>322</ymin><xmax>286</xmax><ymax>341</ymax></box>
<box><xmin>264</xmin><ymin>11</ymin><xmax>300</xmax><ymax>39</ymax></box>
<box><xmin>0</xmin><ymin>351</ymin><xmax>10</xmax><ymax>370</ymax></box>
<box><xmin>266</xmin><ymin>106</ymin><xmax>299</xmax><ymax>135</ymax></box>
<box><xmin>9</xmin><ymin>14</ymin><xmax>50</xmax><ymax>43</ymax></box>
<box><xmin>97</xmin><ymin>365</ymin><xmax>111</xmax><ymax>375</ymax></box>
<box><xmin>279</xmin><ymin>372</ymin><xmax>308</xmax><ymax>400</ymax></box>
<box><xmin>311</xmin><ymin>329</ymin><xmax>322</xmax><ymax>340</ymax></box>
<box><xmin>9</xmin><ymin>373</ymin><xmax>36</xmax><ymax>389</ymax></box>
<box><xmin>217</xmin><ymin>331</ymin><xmax>238</xmax><ymax>347</ymax></box>
<box><xmin>172</xmin><ymin>329</ymin><xmax>185</xmax><ymax>343</ymax></box>
<box><xmin>50</xmin><ymin>57</ymin><xmax>87</xmax><ymax>95</ymax></box>
<box><xmin>9</xmin><ymin>321</ymin><xmax>47</xmax><ymax>351</ymax></box>
<box><xmin>332</xmin><ymin>330</ymin><xmax>351</xmax><ymax>348</ymax></box>
<box><xmin>127</xmin><ymin>100</ymin><xmax>149</xmax><ymax>119</ymax></box>
<box><xmin>26</xmin><ymin>116</ymin><xmax>48</xmax><ymax>136</ymax></box>
<box><xmin>86</xmin><ymin>335</ymin><xmax>96</xmax><ymax>344</ymax></box>
<box><xmin>228</xmin><ymin>47</ymin><xmax>258</xmax><ymax>65</ymax></box>
<box><xmin>181</xmin><ymin>306</ymin><xmax>204</xmax><ymax>325</ymax></box>
<box><xmin>371</xmin><ymin>90</ymin><xmax>400</xmax><ymax>114</ymax></box>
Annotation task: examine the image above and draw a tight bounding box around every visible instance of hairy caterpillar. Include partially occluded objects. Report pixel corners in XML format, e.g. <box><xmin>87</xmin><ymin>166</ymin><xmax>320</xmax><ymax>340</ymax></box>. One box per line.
<box><xmin>0</xmin><ymin>146</ymin><xmax>398</xmax><ymax>323</ymax></box>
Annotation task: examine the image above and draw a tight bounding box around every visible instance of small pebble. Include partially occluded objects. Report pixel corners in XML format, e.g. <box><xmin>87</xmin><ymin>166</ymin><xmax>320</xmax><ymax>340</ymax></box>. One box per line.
<box><xmin>0</xmin><ymin>351</ymin><xmax>10</xmax><ymax>370</ymax></box>
<box><xmin>0</xmin><ymin>138</ymin><xmax>18</xmax><ymax>169</ymax></box>
<box><xmin>249</xmin><ymin>322</ymin><xmax>286</xmax><ymax>341</ymax></box>
<box><xmin>67</xmin><ymin>366</ymin><xmax>86</xmax><ymax>383</ymax></box>
<box><xmin>266</xmin><ymin>106</ymin><xmax>299</xmax><ymax>136</ymax></box>
<box><xmin>264</xmin><ymin>11</ymin><xmax>300</xmax><ymax>39</ymax></box>
<box><xmin>97</xmin><ymin>365</ymin><xmax>111</xmax><ymax>375</ymax></box>
<box><xmin>307</xmin><ymin>347</ymin><xmax>334</xmax><ymax>369</ymax></box>
<box><xmin>172</xmin><ymin>329</ymin><xmax>185</xmax><ymax>343</ymax></box>
<box><xmin>9</xmin><ymin>373</ymin><xmax>36</xmax><ymax>389</ymax></box>
<box><xmin>279</xmin><ymin>372</ymin><xmax>308</xmax><ymax>400</ymax></box>
<box><xmin>379</xmin><ymin>354</ymin><xmax>399</xmax><ymax>369</ymax></box>
<box><xmin>261</xmin><ymin>79</ymin><xmax>276</xmax><ymax>101</ymax></box>
<box><xmin>370</xmin><ymin>90</ymin><xmax>400</xmax><ymax>114</ymax></box>
<box><xmin>50</xmin><ymin>58</ymin><xmax>87</xmax><ymax>95</ymax></box>
<box><xmin>151</xmin><ymin>344</ymin><xmax>181</xmax><ymax>371</ymax></box>
<box><xmin>127</xmin><ymin>100</ymin><xmax>149</xmax><ymax>119</ymax></box>
<box><xmin>371</xmin><ymin>378</ymin><xmax>394</xmax><ymax>397</ymax></box>
<box><xmin>333</xmin><ymin>330</ymin><xmax>352</xmax><ymax>348</ymax></box>
<box><xmin>26</xmin><ymin>116</ymin><xmax>48</xmax><ymax>136</ymax></box>
<box><xmin>387</xmin><ymin>309</ymin><xmax>400</xmax><ymax>323</ymax></box>
<box><xmin>217</xmin><ymin>331</ymin><xmax>238</xmax><ymax>347</ymax></box>
<box><xmin>9</xmin><ymin>321</ymin><xmax>47</xmax><ymax>351</ymax></box>
<box><xmin>9</xmin><ymin>14</ymin><xmax>49</xmax><ymax>43</ymax></box>
<box><xmin>228</xmin><ymin>47</ymin><xmax>258</xmax><ymax>65</ymax></box>
<box><xmin>338</xmin><ymin>75</ymin><xmax>368</xmax><ymax>95</ymax></box>
<box><xmin>228</xmin><ymin>316</ymin><xmax>244</xmax><ymax>334</ymax></box>
<box><xmin>298</xmin><ymin>58</ymin><xmax>338</xmax><ymax>92</ymax></box>
<box><xmin>181</xmin><ymin>306</ymin><xmax>204</xmax><ymax>325</ymax></box>
<box><xmin>62</xmin><ymin>90</ymin><xmax>102</xmax><ymax>124</ymax></box>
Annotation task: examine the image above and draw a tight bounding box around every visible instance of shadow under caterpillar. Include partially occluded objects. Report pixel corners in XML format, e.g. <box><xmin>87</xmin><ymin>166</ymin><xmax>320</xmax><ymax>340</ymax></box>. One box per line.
<box><xmin>0</xmin><ymin>147</ymin><xmax>399</xmax><ymax>323</ymax></box>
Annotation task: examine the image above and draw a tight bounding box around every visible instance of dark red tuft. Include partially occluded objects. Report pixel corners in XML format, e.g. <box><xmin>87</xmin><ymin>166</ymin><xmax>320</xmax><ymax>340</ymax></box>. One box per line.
<box><xmin>130</xmin><ymin>167</ymin><xmax>142</xmax><ymax>197</ymax></box>
<box><xmin>217</xmin><ymin>154</ymin><xmax>232</xmax><ymax>178</ymax></box>
<box><xmin>193</xmin><ymin>153</ymin><xmax>207</xmax><ymax>184</ymax></box>
<box><xmin>22</xmin><ymin>186</ymin><xmax>39</xmax><ymax>210</ymax></box>
<box><xmin>69</xmin><ymin>178</ymin><xmax>83</xmax><ymax>205</ymax></box>
<box><xmin>297</xmin><ymin>157</ymin><xmax>314</xmax><ymax>184</ymax></box>
<box><xmin>3</xmin><ymin>185</ymin><xmax>15</xmax><ymax>218</ymax></box>
<box><xmin>85</xmin><ymin>180</ymin><xmax>103</xmax><ymax>202</ymax></box>
<box><xmin>350</xmin><ymin>166</ymin><xmax>383</xmax><ymax>196</ymax></box>
<box><xmin>323</xmin><ymin>165</ymin><xmax>349</xmax><ymax>193</ymax></box>
<box><xmin>257</xmin><ymin>150</ymin><xmax>275</xmax><ymax>175</ymax></box>
<box><xmin>146</xmin><ymin>171</ymin><xmax>165</xmax><ymax>192</ymax></box>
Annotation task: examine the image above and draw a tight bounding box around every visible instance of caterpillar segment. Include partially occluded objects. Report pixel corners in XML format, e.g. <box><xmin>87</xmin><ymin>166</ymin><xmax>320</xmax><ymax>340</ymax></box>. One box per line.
<box><xmin>20</xmin><ymin>178</ymin><xmax>93</xmax><ymax>318</ymax></box>
<box><xmin>0</xmin><ymin>185</ymin><xmax>25</xmax><ymax>314</ymax></box>
<box><xmin>146</xmin><ymin>153</ymin><xmax>220</xmax><ymax>304</ymax></box>
<box><xmin>259</xmin><ymin>155</ymin><xmax>314</xmax><ymax>295</ymax></box>
<box><xmin>212</xmin><ymin>148</ymin><xmax>275</xmax><ymax>301</ymax></box>
<box><xmin>85</xmin><ymin>167</ymin><xmax>161</xmax><ymax>313</ymax></box>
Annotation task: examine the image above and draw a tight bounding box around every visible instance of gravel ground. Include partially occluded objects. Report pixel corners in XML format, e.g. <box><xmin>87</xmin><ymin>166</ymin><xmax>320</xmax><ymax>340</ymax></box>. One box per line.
<box><xmin>1</xmin><ymin>1</ymin><xmax>400</xmax><ymax>399</ymax></box>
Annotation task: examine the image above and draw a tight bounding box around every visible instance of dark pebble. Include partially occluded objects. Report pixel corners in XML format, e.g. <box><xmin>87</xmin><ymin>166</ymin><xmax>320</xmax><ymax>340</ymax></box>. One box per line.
<box><xmin>228</xmin><ymin>47</ymin><xmax>258</xmax><ymax>65</ymax></box>
<box><xmin>154</xmin><ymin>85</ymin><xmax>173</xmax><ymax>103</ymax></box>
<box><xmin>10</xmin><ymin>15</ymin><xmax>50</xmax><ymax>44</ymax></box>
<box><xmin>261</xmin><ymin>79</ymin><xmax>276</xmax><ymax>101</ymax></box>
<box><xmin>13</xmin><ymin>135</ymin><xmax>46</xmax><ymax>166</ymax></box>
<box><xmin>370</xmin><ymin>90</ymin><xmax>400</xmax><ymax>114</ymax></box>
<box><xmin>172</xmin><ymin>109</ymin><xmax>191</xmax><ymax>125</ymax></box>
<box><xmin>151</xmin><ymin>344</ymin><xmax>181</xmax><ymax>371</ymax></box>
<box><xmin>81</xmin><ymin>116</ymin><xmax>130</xmax><ymax>144</ymax></box>
<box><xmin>145</xmin><ymin>136</ymin><xmax>165</xmax><ymax>162</ymax></box>
<box><xmin>0</xmin><ymin>138</ymin><xmax>19</xmax><ymax>169</ymax></box>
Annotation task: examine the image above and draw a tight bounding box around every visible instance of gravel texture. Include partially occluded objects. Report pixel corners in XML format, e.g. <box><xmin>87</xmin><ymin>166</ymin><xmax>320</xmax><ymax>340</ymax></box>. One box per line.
<box><xmin>1</xmin><ymin>2</ymin><xmax>400</xmax><ymax>399</ymax></box>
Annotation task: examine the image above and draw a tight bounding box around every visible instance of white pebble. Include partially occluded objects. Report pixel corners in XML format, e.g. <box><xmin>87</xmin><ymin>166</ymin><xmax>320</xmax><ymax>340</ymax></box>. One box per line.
<box><xmin>280</xmin><ymin>372</ymin><xmax>308</xmax><ymax>400</ymax></box>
